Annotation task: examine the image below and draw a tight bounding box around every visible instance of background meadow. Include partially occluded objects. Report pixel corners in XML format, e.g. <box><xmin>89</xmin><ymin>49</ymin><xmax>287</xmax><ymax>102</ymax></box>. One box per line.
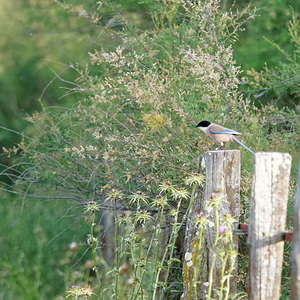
<box><xmin>0</xmin><ymin>0</ymin><xmax>299</xmax><ymax>299</ymax></box>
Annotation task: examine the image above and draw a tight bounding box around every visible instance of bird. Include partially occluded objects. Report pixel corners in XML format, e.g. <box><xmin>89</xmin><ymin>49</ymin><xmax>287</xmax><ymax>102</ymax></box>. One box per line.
<box><xmin>195</xmin><ymin>120</ymin><xmax>255</xmax><ymax>154</ymax></box>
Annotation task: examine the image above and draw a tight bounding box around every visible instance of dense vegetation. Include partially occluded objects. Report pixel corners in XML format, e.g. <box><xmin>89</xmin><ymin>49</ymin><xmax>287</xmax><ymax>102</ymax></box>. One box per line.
<box><xmin>0</xmin><ymin>0</ymin><xmax>299</xmax><ymax>299</ymax></box>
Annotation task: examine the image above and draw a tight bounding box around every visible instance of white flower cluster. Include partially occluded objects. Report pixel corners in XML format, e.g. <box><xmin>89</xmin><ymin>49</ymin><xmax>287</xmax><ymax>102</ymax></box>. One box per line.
<box><xmin>64</xmin><ymin>145</ymin><xmax>100</xmax><ymax>160</ymax></box>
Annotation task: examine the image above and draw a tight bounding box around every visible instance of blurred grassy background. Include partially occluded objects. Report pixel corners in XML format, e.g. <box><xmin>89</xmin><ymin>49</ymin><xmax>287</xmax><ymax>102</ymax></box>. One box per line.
<box><xmin>0</xmin><ymin>0</ymin><xmax>299</xmax><ymax>299</ymax></box>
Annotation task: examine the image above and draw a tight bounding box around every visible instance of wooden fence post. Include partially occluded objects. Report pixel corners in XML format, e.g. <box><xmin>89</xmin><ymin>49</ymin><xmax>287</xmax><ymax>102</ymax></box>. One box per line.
<box><xmin>183</xmin><ymin>183</ymin><xmax>205</xmax><ymax>299</ymax></box>
<box><xmin>292</xmin><ymin>161</ymin><xmax>300</xmax><ymax>300</ymax></box>
<box><xmin>183</xmin><ymin>150</ymin><xmax>240</xmax><ymax>299</ymax></box>
<box><xmin>248</xmin><ymin>152</ymin><xmax>292</xmax><ymax>300</ymax></box>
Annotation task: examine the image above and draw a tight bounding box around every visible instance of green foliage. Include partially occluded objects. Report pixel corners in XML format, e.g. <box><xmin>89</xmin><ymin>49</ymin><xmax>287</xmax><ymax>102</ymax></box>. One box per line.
<box><xmin>245</xmin><ymin>8</ymin><xmax>300</xmax><ymax>108</ymax></box>
<box><xmin>0</xmin><ymin>0</ymin><xmax>299</xmax><ymax>299</ymax></box>
<box><xmin>0</xmin><ymin>192</ymin><xmax>90</xmax><ymax>299</ymax></box>
<box><xmin>233</xmin><ymin>0</ymin><xmax>300</xmax><ymax>108</ymax></box>
<box><xmin>8</xmin><ymin>0</ymin><xmax>259</xmax><ymax>195</ymax></box>
<box><xmin>234</xmin><ymin>0</ymin><xmax>300</xmax><ymax>70</ymax></box>
<box><xmin>62</xmin><ymin>176</ymin><xmax>240</xmax><ymax>300</ymax></box>
<box><xmin>0</xmin><ymin>0</ymin><xmax>97</xmax><ymax>149</ymax></box>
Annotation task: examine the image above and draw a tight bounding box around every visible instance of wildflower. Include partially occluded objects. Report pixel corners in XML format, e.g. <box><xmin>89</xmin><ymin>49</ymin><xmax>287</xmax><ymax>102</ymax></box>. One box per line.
<box><xmin>87</xmin><ymin>234</ymin><xmax>98</xmax><ymax>247</ymax></box>
<box><xmin>142</xmin><ymin>112</ymin><xmax>169</xmax><ymax>132</ymax></box>
<box><xmin>223</xmin><ymin>214</ymin><xmax>237</xmax><ymax>227</ymax></box>
<box><xmin>71</xmin><ymin>145</ymin><xmax>86</xmax><ymax>159</ymax></box>
<box><xmin>86</xmin><ymin>145</ymin><xmax>97</xmax><ymax>152</ymax></box>
<box><xmin>136</xmin><ymin>210</ymin><xmax>151</xmax><ymax>224</ymax></box>
<box><xmin>197</xmin><ymin>212</ymin><xmax>204</xmax><ymax>218</ymax></box>
<box><xmin>184</xmin><ymin>172</ymin><xmax>205</xmax><ymax>187</ymax></box>
<box><xmin>84</xmin><ymin>201</ymin><xmax>100</xmax><ymax>213</ymax></box>
<box><xmin>210</xmin><ymin>193</ymin><xmax>217</xmax><ymax>199</ymax></box>
<box><xmin>207</xmin><ymin>193</ymin><xmax>223</xmax><ymax>209</ymax></box>
<box><xmin>128</xmin><ymin>191</ymin><xmax>148</xmax><ymax>205</ymax></box>
<box><xmin>117</xmin><ymin>212</ymin><xmax>129</xmax><ymax>226</ymax></box>
<box><xmin>69</xmin><ymin>242</ymin><xmax>79</xmax><ymax>252</ymax></box>
<box><xmin>66</xmin><ymin>285</ymin><xmax>96</xmax><ymax>298</ymax></box>
<box><xmin>219</xmin><ymin>225</ymin><xmax>226</xmax><ymax>234</ymax></box>
<box><xmin>195</xmin><ymin>212</ymin><xmax>211</xmax><ymax>228</ymax></box>
<box><xmin>158</xmin><ymin>181</ymin><xmax>173</xmax><ymax>194</ymax></box>
<box><xmin>151</xmin><ymin>194</ymin><xmax>168</xmax><ymax>208</ymax></box>
<box><xmin>106</xmin><ymin>189</ymin><xmax>122</xmax><ymax>201</ymax></box>
<box><xmin>171</xmin><ymin>187</ymin><xmax>189</xmax><ymax>200</ymax></box>
<box><xmin>125</xmin><ymin>232</ymin><xmax>137</xmax><ymax>243</ymax></box>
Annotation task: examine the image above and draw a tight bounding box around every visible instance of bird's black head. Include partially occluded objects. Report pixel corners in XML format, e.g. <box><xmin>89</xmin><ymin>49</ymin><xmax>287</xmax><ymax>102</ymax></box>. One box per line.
<box><xmin>195</xmin><ymin>120</ymin><xmax>211</xmax><ymax>128</ymax></box>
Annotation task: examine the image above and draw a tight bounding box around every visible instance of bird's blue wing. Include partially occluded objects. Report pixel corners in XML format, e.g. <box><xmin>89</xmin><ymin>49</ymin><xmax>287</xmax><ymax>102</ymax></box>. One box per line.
<box><xmin>209</xmin><ymin>128</ymin><xmax>238</xmax><ymax>134</ymax></box>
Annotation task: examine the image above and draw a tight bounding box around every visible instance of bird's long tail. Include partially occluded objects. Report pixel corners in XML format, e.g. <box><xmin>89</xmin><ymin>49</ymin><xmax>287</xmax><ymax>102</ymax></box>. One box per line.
<box><xmin>232</xmin><ymin>137</ymin><xmax>255</xmax><ymax>155</ymax></box>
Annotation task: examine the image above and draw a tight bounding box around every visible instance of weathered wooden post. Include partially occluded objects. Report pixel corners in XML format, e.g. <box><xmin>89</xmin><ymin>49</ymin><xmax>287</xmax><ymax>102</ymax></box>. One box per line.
<box><xmin>248</xmin><ymin>152</ymin><xmax>292</xmax><ymax>300</ymax></box>
<box><xmin>182</xmin><ymin>183</ymin><xmax>205</xmax><ymax>299</ymax></box>
<box><xmin>292</xmin><ymin>161</ymin><xmax>300</xmax><ymax>300</ymax></box>
<box><xmin>183</xmin><ymin>150</ymin><xmax>240</xmax><ymax>299</ymax></box>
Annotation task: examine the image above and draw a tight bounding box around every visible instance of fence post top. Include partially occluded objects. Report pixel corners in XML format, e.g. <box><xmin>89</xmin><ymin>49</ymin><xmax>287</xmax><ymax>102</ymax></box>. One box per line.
<box><xmin>254</xmin><ymin>152</ymin><xmax>291</xmax><ymax>157</ymax></box>
<box><xmin>205</xmin><ymin>150</ymin><xmax>241</xmax><ymax>155</ymax></box>
<box><xmin>205</xmin><ymin>150</ymin><xmax>240</xmax><ymax>153</ymax></box>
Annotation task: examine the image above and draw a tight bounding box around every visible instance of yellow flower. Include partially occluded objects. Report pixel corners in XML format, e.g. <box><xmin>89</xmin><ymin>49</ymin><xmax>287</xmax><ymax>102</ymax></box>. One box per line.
<box><xmin>142</xmin><ymin>112</ymin><xmax>169</xmax><ymax>132</ymax></box>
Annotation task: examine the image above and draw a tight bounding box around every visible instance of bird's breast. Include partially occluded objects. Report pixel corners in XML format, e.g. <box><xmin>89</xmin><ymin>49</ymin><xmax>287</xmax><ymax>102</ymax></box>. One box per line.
<box><xmin>209</xmin><ymin>133</ymin><xmax>234</xmax><ymax>143</ymax></box>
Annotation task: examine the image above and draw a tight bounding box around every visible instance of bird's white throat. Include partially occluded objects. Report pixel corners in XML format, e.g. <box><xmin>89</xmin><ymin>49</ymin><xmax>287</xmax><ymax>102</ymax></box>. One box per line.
<box><xmin>198</xmin><ymin>127</ymin><xmax>208</xmax><ymax>134</ymax></box>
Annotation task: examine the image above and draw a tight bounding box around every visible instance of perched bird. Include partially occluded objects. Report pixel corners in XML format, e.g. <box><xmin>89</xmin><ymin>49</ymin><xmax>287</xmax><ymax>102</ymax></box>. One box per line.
<box><xmin>195</xmin><ymin>120</ymin><xmax>255</xmax><ymax>154</ymax></box>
